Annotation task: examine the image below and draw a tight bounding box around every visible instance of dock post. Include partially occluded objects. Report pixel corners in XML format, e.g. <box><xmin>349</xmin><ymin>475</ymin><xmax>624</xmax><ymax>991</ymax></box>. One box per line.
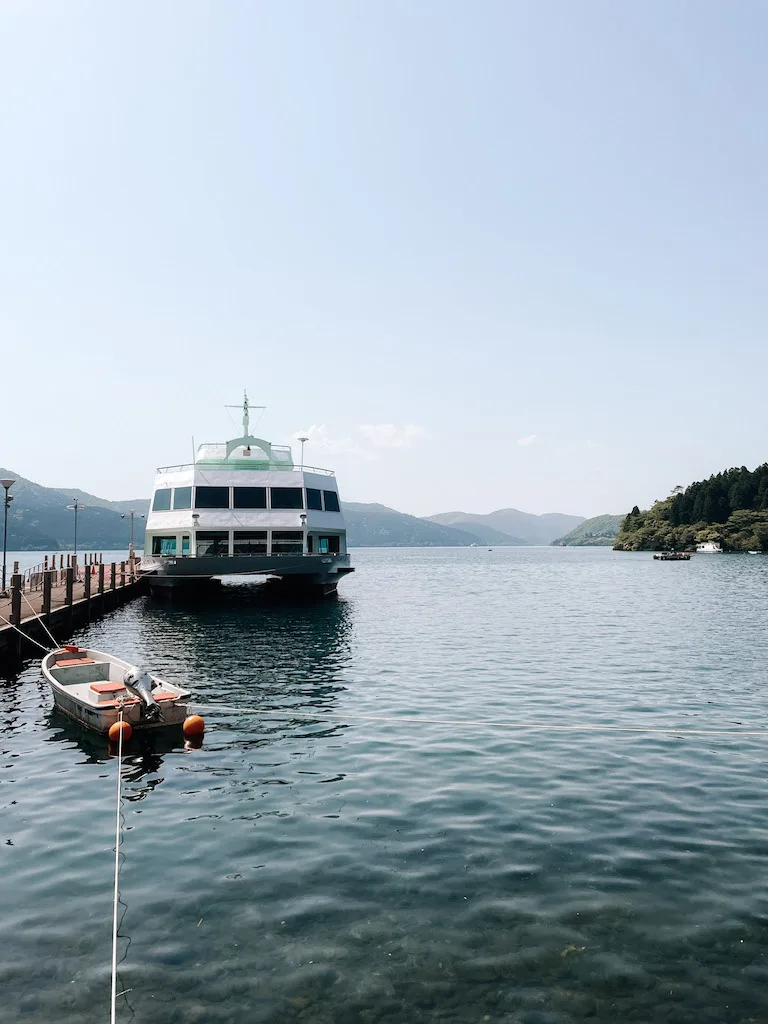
<box><xmin>110</xmin><ymin>562</ymin><xmax>116</xmax><ymax>592</ymax></box>
<box><xmin>120</xmin><ymin>561</ymin><xmax>125</xmax><ymax>588</ymax></box>
<box><xmin>42</xmin><ymin>570</ymin><xmax>53</xmax><ymax>618</ymax></box>
<box><xmin>10</xmin><ymin>574</ymin><xmax>22</xmax><ymax>627</ymax></box>
<box><xmin>65</xmin><ymin>566</ymin><xmax>74</xmax><ymax>606</ymax></box>
<box><xmin>83</xmin><ymin>562</ymin><xmax>91</xmax><ymax>622</ymax></box>
<box><xmin>98</xmin><ymin>562</ymin><xmax>105</xmax><ymax>595</ymax></box>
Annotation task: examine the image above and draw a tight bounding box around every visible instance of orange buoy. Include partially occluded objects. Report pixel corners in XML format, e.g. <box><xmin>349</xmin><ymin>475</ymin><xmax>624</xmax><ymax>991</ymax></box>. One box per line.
<box><xmin>109</xmin><ymin>720</ymin><xmax>132</xmax><ymax>744</ymax></box>
<box><xmin>183</xmin><ymin>715</ymin><xmax>205</xmax><ymax>738</ymax></box>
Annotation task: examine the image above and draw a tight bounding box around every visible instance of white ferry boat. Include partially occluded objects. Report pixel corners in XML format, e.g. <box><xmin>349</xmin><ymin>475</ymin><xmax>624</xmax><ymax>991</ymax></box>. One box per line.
<box><xmin>141</xmin><ymin>396</ymin><xmax>354</xmax><ymax>597</ymax></box>
<box><xmin>695</xmin><ymin>541</ymin><xmax>723</xmax><ymax>553</ymax></box>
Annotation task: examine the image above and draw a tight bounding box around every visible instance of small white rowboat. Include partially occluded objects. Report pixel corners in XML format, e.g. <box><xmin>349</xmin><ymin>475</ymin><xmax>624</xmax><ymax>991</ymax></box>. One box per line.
<box><xmin>42</xmin><ymin>646</ymin><xmax>191</xmax><ymax>735</ymax></box>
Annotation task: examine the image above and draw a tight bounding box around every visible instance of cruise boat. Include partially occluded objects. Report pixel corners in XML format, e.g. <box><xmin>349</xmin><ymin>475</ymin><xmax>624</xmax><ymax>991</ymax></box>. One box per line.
<box><xmin>141</xmin><ymin>396</ymin><xmax>354</xmax><ymax>597</ymax></box>
<box><xmin>695</xmin><ymin>541</ymin><xmax>723</xmax><ymax>553</ymax></box>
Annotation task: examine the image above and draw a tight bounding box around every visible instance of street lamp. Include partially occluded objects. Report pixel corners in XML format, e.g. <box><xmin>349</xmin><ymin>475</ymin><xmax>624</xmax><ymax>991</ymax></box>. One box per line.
<box><xmin>1</xmin><ymin>478</ymin><xmax>15</xmax><ymax>596</ymax></box>
<box><xmin>66</xmin><ymin>499</ymin><xmax>86</xmax><ymax>558</ymax></box>
<box><xmin>300</xmin><ymin>512</ymin><xmax>307</xmax><ymax>555</ymax></box>
<box><xmin>121</xmin><ymin>509</ymin><xmax>145</xmax><ymax>559</ymax></box>
<box><xmin>297</xmin><ymin>436</ymin><xmax>308</xmax><ymax>471</ymax></box>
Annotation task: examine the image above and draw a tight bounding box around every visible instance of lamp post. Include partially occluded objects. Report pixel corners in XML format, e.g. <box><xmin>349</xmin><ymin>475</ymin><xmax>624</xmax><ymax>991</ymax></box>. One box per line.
<box><xmin>300</xmin><ymin>512</ymin><xmax>307</xmax><ymax>555</ymax></box>
<box><xmin>298</xmin><ymin>436</ymin><xmax>308</xmax><ymax>471</ymax></box>
<box><xmin>1</xmin><ymin>478</ymin><xmax>15</xmax><ymax>596</ymax></box>
<box><xmin>66</xmin><ymin>499</ymin><xmax>86</xmax><ymax>558</ymax></box>
<box><xmin>121</xmin><ymin>509</ymin><xmax>145</xmax><ymax>559</ymax></box>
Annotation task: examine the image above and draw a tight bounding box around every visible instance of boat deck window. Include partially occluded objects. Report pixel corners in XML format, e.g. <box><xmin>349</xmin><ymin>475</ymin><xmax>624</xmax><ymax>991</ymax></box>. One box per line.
<box><xmin>195</xmin><ymin>486</ymin><xmax>230</xmax><ymax>509</ymax></box>
<box><xmin>233</xmin><ymin>531</ymin><xmax>267</xmax><ymax>555</ymax></box>
<box><xmin>306</xmin><ymin>488</ymin><xmax>323</xmax><ymax>510</ymax></box>
<box><xmin>318</xmin><ymin>535</ymin><xmax>341</xmax><ymax>554</ymax></box>
<box><xmin>152</xmin><ymin>488</ymin><xmax>172</xmax><ymax>512</ymax></box>
<box><xmin>173</xmin><ymin>486</ymin><xmax>192</xmax><ymax>510</ymax></box>
<box><xmin>233</xmin><ymin>487</ymin><xmax>267</xmax><ymax>509</ymax></box>
<box><xmin>196</xmin><ymin>531</ymin><xmax>230</xmax><ymax>556</ymax></box>
<box><xmin>152</xmin><ymin>535</ymin><xmax>177</xmax><ymax>555</ymax></box>
<box><xmin>271</xmin><ymin>487</ymin><xmax>303</xmax><ymax>510</ymax></box>
<box><xmin>272</xmin><ymin>531</ymin><xmax>303</xmax><ymax>554</ymax></box>
<box><xmin>323</xmin><ymin>490</ymin><xmax>340</xmax><ymax>512</ymax></box>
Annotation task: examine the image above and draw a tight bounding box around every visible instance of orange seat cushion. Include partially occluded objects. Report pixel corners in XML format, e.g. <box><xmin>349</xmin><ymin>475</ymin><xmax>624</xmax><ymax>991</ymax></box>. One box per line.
<box><xmin>153</xmin><ymin>692</ymin><xmax>178</xmax><ymax>701</ymax></box>
<box><xmin>90</xmin><ymin>682</ymin><xmax>125</xmax><ymax>694</ymax></box>
<box><xmin>56</xmin><ymin>657</ymin><xmax>95</xmax><ymax>667</ymax></box>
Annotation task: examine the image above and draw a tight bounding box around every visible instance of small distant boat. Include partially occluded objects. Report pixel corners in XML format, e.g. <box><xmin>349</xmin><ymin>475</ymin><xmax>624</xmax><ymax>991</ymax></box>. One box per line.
<box><xmin>42</xmin><ymin>646</ymin><xmax>191</xmax><ymax>735</ymax></box>
<box><xmin>653</xmin><ymin>551</ymin><xmax>691</xmax><ymax>561</ymax></box>
<box><xmin>696</xmin><ymin>541</ymin><xmax>723</xmax><ymax>553</ymax></box>
<box><xmin>749</xmin><ymin>550</ymin><xmax>760</xmax><ymax>555</ymax></box>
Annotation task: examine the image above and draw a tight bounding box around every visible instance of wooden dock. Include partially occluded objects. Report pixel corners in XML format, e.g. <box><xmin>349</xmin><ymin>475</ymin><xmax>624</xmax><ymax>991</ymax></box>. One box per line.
<box><xmin>0</xmin><ymin>555</ymin><xmax>147</xmax><ymax>672</ymax></box>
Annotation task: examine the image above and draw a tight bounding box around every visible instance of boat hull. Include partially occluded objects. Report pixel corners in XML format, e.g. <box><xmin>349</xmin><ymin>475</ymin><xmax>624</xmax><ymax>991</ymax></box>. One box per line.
<box><xmin>142</xmin><ymin>552</ymin><xmax>353</xmax><ymax>595</ymax></box>
<box><xmin>42</xmin><ymin>647</ymin><xmax>191</xmax><ymax>735</ymax></box>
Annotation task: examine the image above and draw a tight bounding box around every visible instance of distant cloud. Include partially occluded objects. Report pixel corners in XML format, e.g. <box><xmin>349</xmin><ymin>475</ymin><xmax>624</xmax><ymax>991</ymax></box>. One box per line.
<box><xmin>294</xmin><ymin>424</ymin><xmax>367</xmax><ymax>458</ymax></box>
<box><xmin>517</xmin><ymin>434</ymin><xmax>537</xmax><ymax>447</ymax></box>
<box><xmin>358</xmin><ymin>423</ymin><xmax>426</xmax><ymax>449</ymax></box>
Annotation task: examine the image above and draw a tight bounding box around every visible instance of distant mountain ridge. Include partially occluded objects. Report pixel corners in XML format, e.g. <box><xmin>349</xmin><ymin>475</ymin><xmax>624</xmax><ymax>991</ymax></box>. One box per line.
<box><xmin>426</xmin><ymin>508</ymin><xmax>585</xmax><ymax>546</ymax></box>
<box><xmin>0</xmin><ymin>469</ymin><xmax>147</xmax><ymax>551</ymax></box>
<box><xmin>1</xmin><ymin>467</ymin><xmax>588</xmax><ymax>551</ymax></box>
<box><xmin>342</xmin><ymin>502</ymin><xmax>486</xmax><ymax>547</ymax></box>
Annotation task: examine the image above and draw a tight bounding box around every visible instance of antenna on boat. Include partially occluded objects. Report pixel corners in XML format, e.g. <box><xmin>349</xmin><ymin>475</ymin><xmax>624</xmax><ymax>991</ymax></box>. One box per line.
<box><xmin>225</xmin><ymin>391</ymin><xmax>265</xmax><ymax>438</ymax></box>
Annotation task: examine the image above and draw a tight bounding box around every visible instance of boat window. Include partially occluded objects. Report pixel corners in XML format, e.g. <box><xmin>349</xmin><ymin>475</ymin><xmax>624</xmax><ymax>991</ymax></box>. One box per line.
<box><xmin>195</xmin><ymin>531</ymin><xmax>230</xmax><ymax>556</ymax></box>
<box><xmin>233</xmin><ymin>486</ymin><xmax>267</xmax><ymax>509</ymax></box>
<box><xmin>173</xmin><ymin>486</ymin><xmax>192</xmax><ymax>510</ymax></box>
<box><xmin>152</xmin><ymin>488</ymin><xmax>172</xmax><ymax>512</ymax></box>
<box><xmin>151</xmin><ymin>535</ymin><xmax>177</xmax><ymax>555</ymax></box>
<box><xmin>306</xmin><ymin>488</ymin><xmax>323</xmax><ymax>511</ymax></box>
<box><xmin>323</xmin><ymin>490</ymin><xmax>340</xmax><ymax>512</ymax></box>
<box><xmin>233</xmin><ymin>531</ymin><xmax>268</xmax><ymax>555</ymax></box>
<box><xmin>318</xmin><ymin>535</ymin><xmax>340</xmax><ymax>554</ymax></box>
<box><xmin>307</xmin><ymin>534</ymin><xmax>314</xmax><ymax>553</ymax></box>
<box><xmin>270</xmin><ymin>487</ymin><xmax>303</xmax><ymax>510</ymax></box>
<box><xmin>271</xmin><ymin>531</ymin><xmax>303</xmax><ymax>554</ymax></box>
<box><xmin>181</xmin><ymin>535</ymin><xmax>190</xmax><ymax>555</ymax></box>
<box><xmin>195</xmin><ymin>486</ymin><xmax>230</xmax><ymax>509</ymax></box>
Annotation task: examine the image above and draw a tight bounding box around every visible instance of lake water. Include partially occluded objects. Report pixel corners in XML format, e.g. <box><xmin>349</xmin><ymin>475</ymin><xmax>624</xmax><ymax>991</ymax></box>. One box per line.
<box><xmin>2</xmin><ymin>546</ymin><xmax>768</xmax><ymax>1023</ymax></box>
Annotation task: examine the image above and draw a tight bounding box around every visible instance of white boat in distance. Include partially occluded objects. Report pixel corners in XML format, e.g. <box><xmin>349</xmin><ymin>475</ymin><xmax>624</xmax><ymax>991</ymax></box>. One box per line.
<box><xmin>141</xmin><ymin>394</ymin><xmax>354</xmax><ymax>597</ymax></box>
<box><xmin>696</xmin><ymin>541</ymin><xmax>724</xmax><ymax>553</ymax></box>
<box><xmin>42</xmin><ymin>646</ymin><xmax>191</xmax><ymax>735</ymax></box>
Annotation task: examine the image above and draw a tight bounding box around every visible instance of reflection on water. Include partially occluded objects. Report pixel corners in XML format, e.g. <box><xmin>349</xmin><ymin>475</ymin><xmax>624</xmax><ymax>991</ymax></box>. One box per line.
<box><xmin>4</xmin><ymin>549</ymin><xmax>768</xmax><ymax>1022</ymax></box>
<box><xmin>45</xmin><ymin>709</ymin><xmax>188</xmax><ymax>800</ymax></box>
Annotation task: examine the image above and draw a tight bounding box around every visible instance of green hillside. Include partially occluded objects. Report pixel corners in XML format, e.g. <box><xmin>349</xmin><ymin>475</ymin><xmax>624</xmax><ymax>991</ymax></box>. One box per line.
<box><xmin>552</xmin><ymin>514</ymin><xmax>623</xmax><ymax>546</ymax></box>
<box><xmin>614</xmin><ymin>464</ymin><xmax>768</xmax><ymax>552</ymax></box>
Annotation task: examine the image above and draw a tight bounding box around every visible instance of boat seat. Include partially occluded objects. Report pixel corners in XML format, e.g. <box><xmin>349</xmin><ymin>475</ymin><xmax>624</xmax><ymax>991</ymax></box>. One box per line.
<box><xmin>56</xmin><ymin>657</ymin><xmax>95</xmax><ymax>667</ymax></box>
<box><xmin>153</xmin><ymin>692</ymin><xmax>179</xmax><ymax>701</ymax></box>
<box><xmin>90</xmin><ymin>682</ymin><xmax>126</xmax><ymax>694</ymax></box>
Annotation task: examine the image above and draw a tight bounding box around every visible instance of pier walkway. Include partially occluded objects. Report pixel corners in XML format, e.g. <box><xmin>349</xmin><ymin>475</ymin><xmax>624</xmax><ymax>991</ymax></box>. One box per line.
<box><xmin>0</xmin><ymin>556</ymin><xmax>146</xmax><ymax>670</ymax></box>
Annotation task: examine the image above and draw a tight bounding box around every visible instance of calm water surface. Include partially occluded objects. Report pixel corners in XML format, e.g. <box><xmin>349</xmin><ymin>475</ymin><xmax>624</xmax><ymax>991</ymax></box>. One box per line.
<box><xmin>2</xmin><ymin>547</ymin><xmax>768</xmax><ymax>1023</ymax></box>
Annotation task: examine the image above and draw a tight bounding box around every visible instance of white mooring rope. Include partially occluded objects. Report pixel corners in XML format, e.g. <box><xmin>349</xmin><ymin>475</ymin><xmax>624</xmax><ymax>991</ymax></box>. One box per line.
<box><xmin>0</xmin><ymin>610</ymin><xmax>53</xmax><ymax>654</ymax></box>
<box><xmin>19</xmin><ymin>589</ymin><xmax>59</xmax><ymax>650</ymax></box>
<box><xmin>190</xmin><ymin>704</ymin><xmax>768</xmax><ymax>738</ymax></box>
<box><xmin>110</xmin><ymin>713</ymin><xmax>125</xmax><ymax>1024</ymax></box>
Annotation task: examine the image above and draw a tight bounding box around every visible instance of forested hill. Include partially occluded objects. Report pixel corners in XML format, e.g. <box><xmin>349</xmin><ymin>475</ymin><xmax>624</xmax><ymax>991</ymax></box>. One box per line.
<box><xmin>552</xmin><ymin>514</ymin><xmax>623</xmax><ymax>546</ymax></box>
<box><xmin>614</xmin><ymin>464</ymin><xmax>768</xmax><ymax>552</ymax></box>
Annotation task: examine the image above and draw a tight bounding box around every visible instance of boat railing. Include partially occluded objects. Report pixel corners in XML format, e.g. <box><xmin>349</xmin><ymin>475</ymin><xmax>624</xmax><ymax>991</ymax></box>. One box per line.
<box><xmin>154</xmin><ymin>461</ymin><xmax>336</xmax><ymax>476</ymax></box>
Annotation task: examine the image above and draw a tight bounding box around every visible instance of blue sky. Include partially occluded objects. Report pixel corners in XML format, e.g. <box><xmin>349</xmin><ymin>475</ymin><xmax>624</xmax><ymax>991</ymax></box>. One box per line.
<box><xmin>1</xmin><ymin>1</ymin><xmax>767</xmax><ymax>517</ymax></box>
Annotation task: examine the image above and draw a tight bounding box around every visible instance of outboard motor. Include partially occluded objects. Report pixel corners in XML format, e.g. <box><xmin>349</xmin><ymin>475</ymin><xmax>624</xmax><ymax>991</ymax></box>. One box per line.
<box><xmin>123</xmin><ymin>667</ymin><xmax>163</xmax><ymax>722</ymax></box>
